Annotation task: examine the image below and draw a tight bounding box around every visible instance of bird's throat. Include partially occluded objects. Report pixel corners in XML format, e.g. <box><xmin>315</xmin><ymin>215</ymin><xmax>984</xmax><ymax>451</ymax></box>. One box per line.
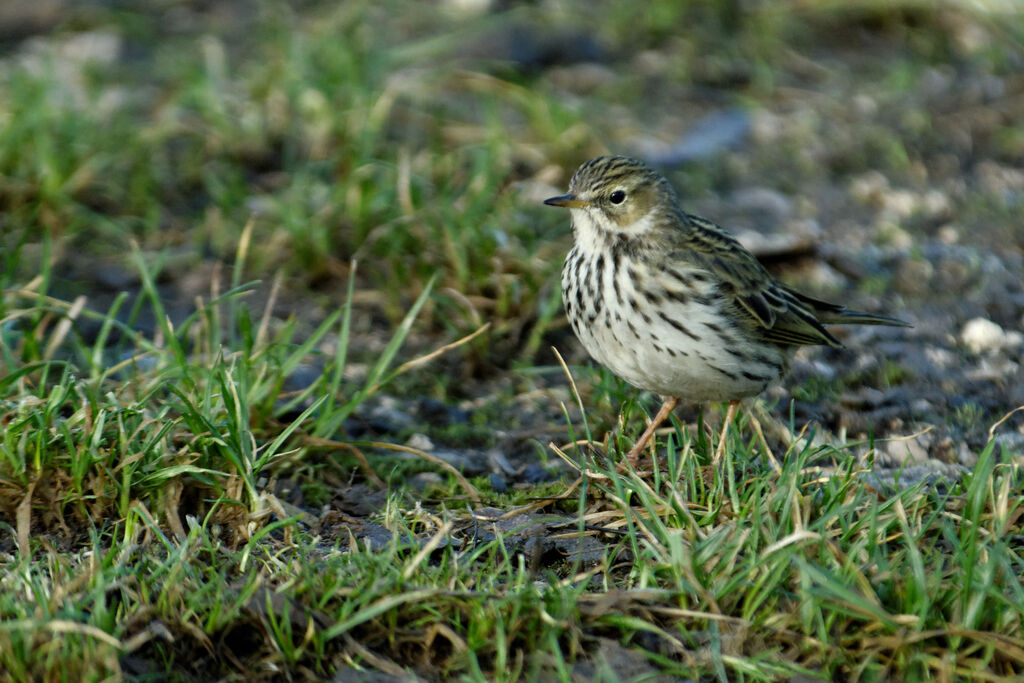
<box><xmin>571</xmin><ymin>208</ymin><xmax>657</xmax><ymax>257</ymax></box>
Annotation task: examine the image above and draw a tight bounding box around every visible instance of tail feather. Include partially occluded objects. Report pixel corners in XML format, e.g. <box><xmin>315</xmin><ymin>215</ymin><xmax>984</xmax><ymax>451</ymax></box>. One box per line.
<box><xmin>820</xmin><ymin>309</ymin><xmax>911</xmax><ymax>327</ymax></box>
<box><xmin>790</xmin><ymin>291</ymin><xmax>912</xmax><ymax>328</ymax></box>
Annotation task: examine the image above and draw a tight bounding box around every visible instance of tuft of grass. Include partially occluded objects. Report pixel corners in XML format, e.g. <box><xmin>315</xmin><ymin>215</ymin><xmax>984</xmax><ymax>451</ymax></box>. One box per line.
<box><xmin>3</xmin><ymin>0</ymin><xmax>1024</xmax><ymax>679</ymax></box>
<box><xmin>4</xmin><ymin>200</ymin><xmax>1023</xmax><ymax>677</ymax></box>
<box><xmin>546</xmin><ymin>409</ymin><xmax>1024</xmax><ymax>679</ymax></box>
<box><xmin>0</xmin><ymin>1</ymin><xmax>583</xmax><ymax>348</ymax></box>
<box><xmin>8</xmin><ymin>373</ymin><xmax>1021</xmax><ymax>679</ymax></box>
<box><xmin>0</xmin><ymin>229</ymin><xmax>439</xmax><ymax>543</ymax></box>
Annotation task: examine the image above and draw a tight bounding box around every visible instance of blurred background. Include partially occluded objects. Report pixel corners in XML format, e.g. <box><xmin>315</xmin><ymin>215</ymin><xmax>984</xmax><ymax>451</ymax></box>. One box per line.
<box><xmin>1</xmin><ymin>0</ymin><xmax>1023</xmax><ymax>463</ymax></box>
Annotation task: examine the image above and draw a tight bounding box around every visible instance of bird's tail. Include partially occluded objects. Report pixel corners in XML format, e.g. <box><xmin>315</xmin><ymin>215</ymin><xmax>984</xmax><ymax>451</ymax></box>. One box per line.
<box><xmin>791</xmin><ymin>291</ymin><xmax>911</xmax><ymax>328</ymax></box>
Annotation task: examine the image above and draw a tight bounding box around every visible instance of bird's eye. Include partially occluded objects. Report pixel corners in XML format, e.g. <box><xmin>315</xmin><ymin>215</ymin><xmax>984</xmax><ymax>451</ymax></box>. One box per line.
<box><xmin>609</xmin><ymin>190</ymin><xmax>627</xmax><ymax>205</ymax></box>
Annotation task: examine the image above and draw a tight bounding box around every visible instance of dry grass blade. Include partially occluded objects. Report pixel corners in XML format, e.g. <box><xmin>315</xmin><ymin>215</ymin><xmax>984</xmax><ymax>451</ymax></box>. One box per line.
<box><xmin>367</xmin><ymin>441</ymin><xmax>481</xmax><ymax>502</ymax></box>
<box><xmin>325</xmin><ymin>589</ymin><xmax>443</xmax><ymax>640</ymax></box>
<box><xmin>761</xmin><ymin>529</ymin><xmax>822</xmax><ymax>557</ymax></box>
<box><xmin>341</xmin><ymin>634</ymin><xmax>408</xmax><ymax>677</ymax></box>
<box><xmin>548</xmin><ymin>442</ymin><xmax>617</xmax><ymax>482</ymax></box>
<box><xmin>946</xmin><ymin>629</ymin><xmax>1024</xmax><ymax>664</ymax></box>
<box><xmin>548</xmin><ymin>442</ymin><xmax>585</xmax><ymax>474</ymax></box>
<box><xmin>645</xmin><ymin>604</ymin><xmax>753</xmax><ymax>627</ymax></box>
<box><xmin>748</xmin><ymin>410</ymin><xmax>782</xmax><ymax>474</ymax></box>
<box><xmin>304</xmin><ymin>437</ymin><xmax>387</xmax><ymax>489</ymax></box>
<box><xmin>403</xmin><ymin>520</ymin><xmax>454</xmax><ymax>580</ymax></box>
<box><xmin>0</xmin><ymin>619</ymin><xmax>123</xmax><ymax>649</ymax></box>
<box><xmin>43</xmin><ymin>295</ymin><xmax>86</xmax><ymax>361</ymax></box>
<box><xmin>15</xmin><ymin>477</ymin><xmax>37</xmax><ymax>557</ymax></box>
<box><xmin>989</xmin><ymin>405</ymin><xmax>1024</xmax><ymax>441</ymax></box>
<box><xmin>256</xmin><ymin>269</ymin><xmax>283</xmax><ymax>351</ymax></box>
<box><xmin>366</xmin><ymin>322</ymin><xmax>491</xmax><ymax>396</ymax></box>
<box><xmin>121</xmin><ymin>621</ymin><xmax>175</xmax><ymax>654</ymax></box>
<box><xmin>551</xmin><ymin>346</ymin><xmax>589</xmax><ymax>436</ymax></box>
<box><xmin>423</xmin><ymin>622</ymin><xmax>468</xmax><ymax>655</ymax></box>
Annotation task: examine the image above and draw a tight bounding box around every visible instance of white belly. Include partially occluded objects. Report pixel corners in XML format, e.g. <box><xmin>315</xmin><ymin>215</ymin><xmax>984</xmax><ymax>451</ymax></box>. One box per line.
<box><xmin>562</xmin><ymin>246</ymin><xmax>789</xmax><ymax>401</ymax></box>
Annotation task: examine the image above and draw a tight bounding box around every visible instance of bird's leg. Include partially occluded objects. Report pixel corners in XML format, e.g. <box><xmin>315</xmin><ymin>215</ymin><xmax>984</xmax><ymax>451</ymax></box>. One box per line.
<box><xmin>712</xmin><ymin>400</ymin><xmax>740</xmax><ymax>467</ymax></box>
<box><xmin>747</xmin><ymin>407</ymin><xmax>782</xmax><ymax>475</ymax></box>
<box><xmin>624</xmin><ymin>396</ymin><xmax>679</xmax><ymax>467</ymax></box>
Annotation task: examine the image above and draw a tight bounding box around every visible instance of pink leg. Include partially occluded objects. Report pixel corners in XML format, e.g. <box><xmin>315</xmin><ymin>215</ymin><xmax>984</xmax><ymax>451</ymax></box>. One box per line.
<box><xmin>624</xmin><ymin>396</ymin><xmax>679</xmax><ymax>467</ymax></box>
<box><xmin>712</xmin><ymin>400</ymin><xmax>740</xmax><ymax>466</ymax></box>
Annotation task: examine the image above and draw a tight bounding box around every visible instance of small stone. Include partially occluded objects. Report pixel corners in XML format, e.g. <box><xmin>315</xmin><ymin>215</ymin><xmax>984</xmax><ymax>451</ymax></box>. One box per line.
<box><xmin>284</xmin><ymin>363</ymin><xmax>325</xmax><ymax>393</ymax></box>
<box><xmin>852</xmin><ymin>93</ymin><xmax>878</xmax><ymax>116</ymax></box>
<box><xmin>645</xmin><ymin>108</ymin><xmax>751</xmax><ymax>166</ymax></box>
<box><xmin>974</xmin><ymin>160</ymin><xmax>1024</xmax><ymax>198</ymax></box>
<box><xmin>840</xmin><ymin>387</ymin><xmax>886</xmax><ymax>408</ymax></box>
<box><xmin>521</xmin><ymin>463</ymin><xmax>552</xmax><ymax>483</ymax></box>
<box><xmin>750</xmin><ymin>109</ymin><xmax>783</xmax><ymax>143</ymax></box>
<box><xmin>486</xmin><ymin>448</ymin><xmax>516</xmax><ymax>475</ymax></box>
<box><xmin>430</xmin><ymin>449</ymin><xmax>478</xmax><ymax>472</ymax></box>
<box><xmin>546</xmin><ymin>62</ymin><xmax>617</xmax><ymax>93</ymax></box>
<box><xmin>961</xmin><ymin>318</ymin><xmax>1008</xmax><ymax>354</ymax></box>
<box><xmin>882</xmin><ymin>434</ymin><xmax>931</xmax><ymax>465</ymax></box>
<box><xmin>408</xmin><ymin>472</ymin><xmax>443</xmax><ymax>492</ymax></box>
<box><xmin>882</xmin><ymin>189</ymin><xmax>919</xmax><ymax>218</ymax></box>
<box><xmin>442</xmin><ymin>0</ymin><xmax>492</xmax><ymax>14</ymax></box>
<box><xmin>956</xmin><ymin>443</ymin><xmax>977</xmax><ymax>467</ymax></box>
<box><xmin>924</xmin><ymin>347</ymin><xmax>958</xmax><ymax>370</ymax></box>
<box><xmin>967</xmin><ymin>357</ymin><xmax>1020</xmax><ymax>381</ymax></box>
<box><xmin>94</xmin><ymin>263</ymin><xmax>139</xmax><ymax>290</ymax></box>
<box><xmin>349</xmin><ymin>396</ymin><xmax>416</xmax><ymax>435</ymax></box>
<box><xmin>993</xmin><ymin>433</ymin><xmax>1024</xmax><ymax>459</ymax></box>
<box><xmin>876</xmin><ymin>222</ymin><xmax>914</xmax><ymax>251</ymax></box>
<box><xmin>354</xmin><ymin>524</ymin><xmax>394</xmax><ymax>552</ymax></box>
<box><xmin>849</xmin><ymin>170</ymin><xmax>890</xmax><ymax>205</ymax></box>
<box><xmin>730</xmin><ymin>187</ymin><xmax>794</xmax><ymax>222</ymax></box>
<box><xmin>938</xmin><ymin>225</ymin><xmax>959</xmax><ymax>244</ymax></box>
<box><xmin>488</xmin><ymin>474</ymin><xmax>509</xmax><ymax>493</ymax></box>
<box><xmin>894</xmin><ymin>258</ymin><xmax>934</xmax><ymax>297</ymax></box>
<box><xmin>920</xmin><ymin>189</ymin><xmax>952</xmax><ymax>219</ymax></box>
<box><xmin>406</xmin><ymin>433</ymin><xmax>435</xmax><ymax>451</ymax></box>
<box><xmin>342</xmin><ymin>362</ymin><xmax>368</xmax><ymax>382</ymax></box>
<box><xmin>417</xmin><ymin>397</ymin><xmax>469</xmax><ymax>425</ymax></box>
<box><xmin>735</xmin><ymin>227</ymin><xmax>817</xmax><ymax>260</ymax></box>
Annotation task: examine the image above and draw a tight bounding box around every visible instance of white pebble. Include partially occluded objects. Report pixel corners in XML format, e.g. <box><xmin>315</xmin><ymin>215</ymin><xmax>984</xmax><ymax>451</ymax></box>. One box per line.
<box><xmin>406</xmin><ymin>433</ymin><xmax>435</xmax><ymax>451</ymax></box>
<box><xmin>961</xmin><ymin>318</ymin><xmax>1008</xmax><ymax>354</ymax></box>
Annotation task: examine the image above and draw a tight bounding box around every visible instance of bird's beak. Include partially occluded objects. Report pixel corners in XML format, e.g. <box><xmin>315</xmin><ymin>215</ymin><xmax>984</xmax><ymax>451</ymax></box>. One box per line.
<box><xmin>544</xmin><ymin>193</ymin><xmax>590</xmax><ymax>209</ymax></box>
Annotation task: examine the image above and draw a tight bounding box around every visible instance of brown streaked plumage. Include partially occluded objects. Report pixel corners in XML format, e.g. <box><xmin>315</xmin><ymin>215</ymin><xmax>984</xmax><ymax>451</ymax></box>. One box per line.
<box><xmin>545</xmin><ymin>155</ymin><xmax>909</xmax><ymax>466</ymax></box>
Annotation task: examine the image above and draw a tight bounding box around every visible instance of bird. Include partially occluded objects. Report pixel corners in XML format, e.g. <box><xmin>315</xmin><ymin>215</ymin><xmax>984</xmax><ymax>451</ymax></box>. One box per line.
<box><xmin>544</xmin><ymin>155</ymin><xmax>909</xmax><ymax>468</ymax></box>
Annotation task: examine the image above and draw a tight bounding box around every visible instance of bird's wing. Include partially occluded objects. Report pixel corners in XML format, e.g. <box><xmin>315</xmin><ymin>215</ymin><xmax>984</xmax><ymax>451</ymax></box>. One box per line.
<box><xmin>674</xmin><ymin>213</ymin><xmax>842</xmax><ymax>348</ymax></box>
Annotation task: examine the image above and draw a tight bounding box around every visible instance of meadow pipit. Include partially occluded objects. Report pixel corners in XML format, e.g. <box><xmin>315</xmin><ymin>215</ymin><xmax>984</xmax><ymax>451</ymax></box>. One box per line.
<box><xmin>546</xmin><ymin>156</ymin><xmax>909</xmax><ymax>467</ymax></box>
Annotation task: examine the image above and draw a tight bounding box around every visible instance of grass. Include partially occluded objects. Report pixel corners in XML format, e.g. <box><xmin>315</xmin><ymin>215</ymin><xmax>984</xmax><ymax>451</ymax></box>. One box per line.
<box><xmin>4</xmin><ymin>317</ymin><xmax>1023</xmax><ymax>679</ymax></box>
<box><xmin>2</xmin><ymin>0</ymin><xmax>1024</xmax><ymax>680</ymax></box>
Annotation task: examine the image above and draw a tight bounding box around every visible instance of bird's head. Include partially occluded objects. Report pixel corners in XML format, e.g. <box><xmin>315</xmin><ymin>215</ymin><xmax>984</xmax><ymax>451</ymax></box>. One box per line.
<box><xmin>544</xmin><ymin>156</ymin><xmax>675</xmax><ymax>238</ymax></box>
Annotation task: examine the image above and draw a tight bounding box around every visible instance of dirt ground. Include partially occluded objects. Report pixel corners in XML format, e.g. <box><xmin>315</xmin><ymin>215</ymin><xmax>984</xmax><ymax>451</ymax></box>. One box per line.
<box><xmin>14</xmin><ymin>2</ymin><xmax>1024</xmax><ymax>487</ymax></box>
